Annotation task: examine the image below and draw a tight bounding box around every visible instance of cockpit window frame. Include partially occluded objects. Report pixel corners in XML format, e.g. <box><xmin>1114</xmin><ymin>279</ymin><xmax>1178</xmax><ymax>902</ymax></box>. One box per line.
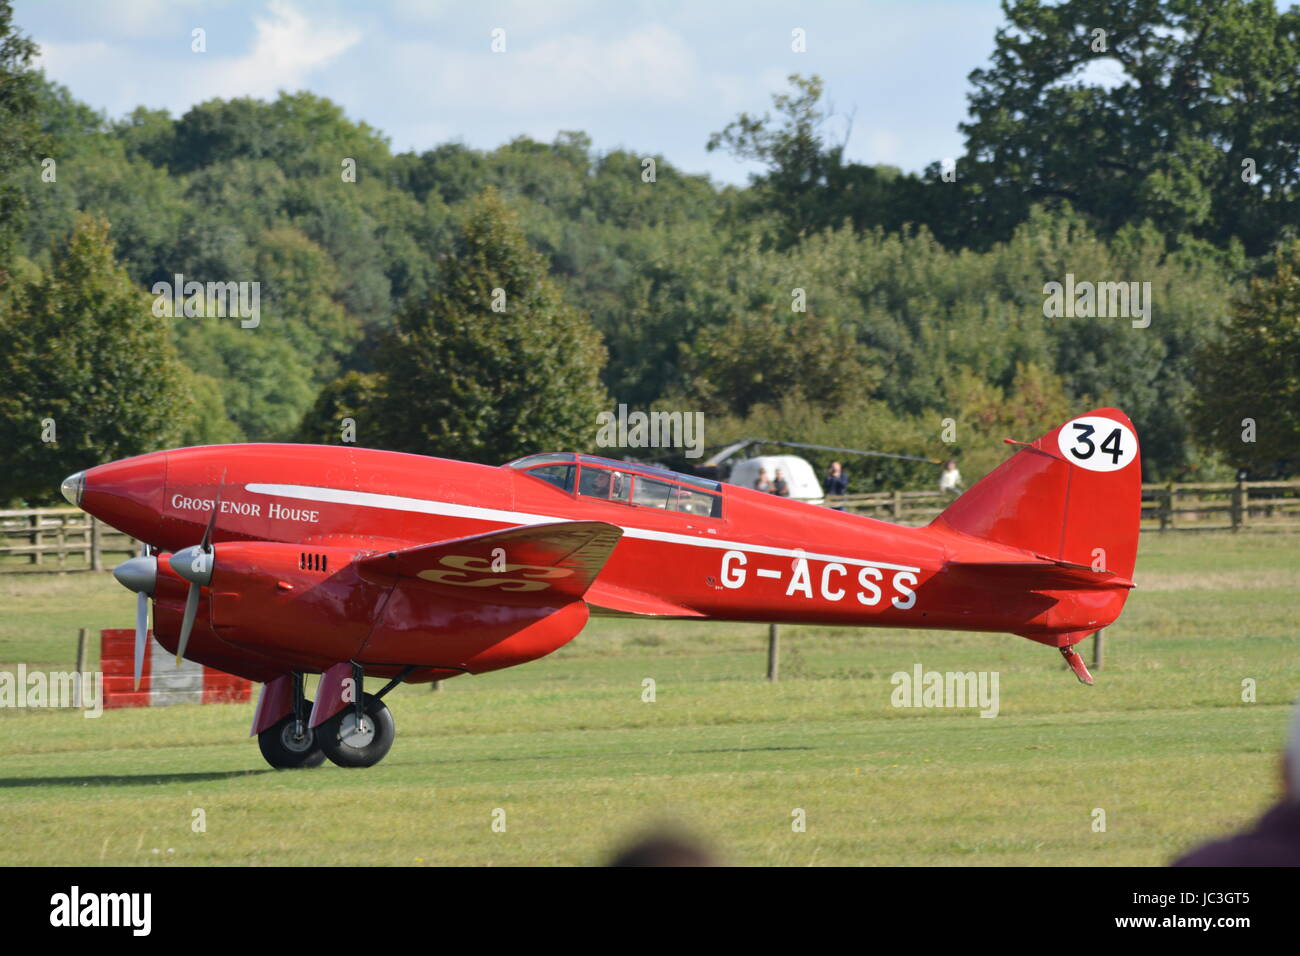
<box><xmin>520</xmin><ymin>462</ymin><xmax>577</xmax><ymax>495</ymax></box>
<box><xmin>574</xmin><ymin>461</ymin><xmax>723</xmax><ymax>520</ymax></box>
<box><xmin>509</xmin><ymin>453</ymin><xmax>724</xmax><ymax>520</ymax></box>
<box><xmin>506</xmin><ymin>452</ymin><xmax>577</xmax><ymax>469</ymax></box>
<box><xmin>576</xmin><ymin>455</ymin><xmax>721</xmax><ymax>493</ymax></box>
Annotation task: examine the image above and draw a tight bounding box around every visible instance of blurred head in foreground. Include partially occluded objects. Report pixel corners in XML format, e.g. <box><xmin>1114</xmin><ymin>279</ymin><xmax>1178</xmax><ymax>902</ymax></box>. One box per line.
<box><xmin>607</xmin><ymin>830</ymin><xmax>718</xmax><ymax>867</ymax></box>
<box><xmin>1172</xmin><ymin>698</ymin><xmax>1300</xmax><ymax>866</ymax></box>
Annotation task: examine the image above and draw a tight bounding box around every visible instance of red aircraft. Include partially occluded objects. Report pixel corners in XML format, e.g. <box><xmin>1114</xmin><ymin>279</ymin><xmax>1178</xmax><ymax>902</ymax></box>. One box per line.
<box><xmin>62</xmin><ymin>408</ymin><xmax>1140</xmax><ymax>770</ymax></box>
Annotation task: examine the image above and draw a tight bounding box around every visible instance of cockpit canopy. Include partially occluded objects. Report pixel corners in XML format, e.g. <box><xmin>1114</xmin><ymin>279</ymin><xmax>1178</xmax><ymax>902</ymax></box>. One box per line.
<box><xmin>506</xmin><ymin>453</ymin><xmax>723</xmax><ymax>519</ymax></box>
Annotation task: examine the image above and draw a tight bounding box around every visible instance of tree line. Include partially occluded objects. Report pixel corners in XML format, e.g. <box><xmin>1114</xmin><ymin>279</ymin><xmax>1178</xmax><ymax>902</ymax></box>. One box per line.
<box><xmin>0</xmin><ymin>0</ymin><xmax>1296</xmax><ymax>505</ymax></box>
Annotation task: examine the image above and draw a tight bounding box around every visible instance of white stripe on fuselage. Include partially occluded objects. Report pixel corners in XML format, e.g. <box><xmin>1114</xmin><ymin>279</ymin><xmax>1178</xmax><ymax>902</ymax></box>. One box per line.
<box><xmin>244</xmin><ymin>482</ymin><xmax>922</xmax><ymax>573</ymax></box>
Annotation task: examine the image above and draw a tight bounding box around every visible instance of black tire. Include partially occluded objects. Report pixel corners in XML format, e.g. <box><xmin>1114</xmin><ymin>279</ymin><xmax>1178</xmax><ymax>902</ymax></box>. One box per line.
<box><xmin>316</xmin><ymin>693</ymin><xmax>395</xmax><ymax>768</ymax></box>
<box><xmin>258</xmin><ymin>704</ymin><xmax>326</xmax><ymax>769</ymax></box>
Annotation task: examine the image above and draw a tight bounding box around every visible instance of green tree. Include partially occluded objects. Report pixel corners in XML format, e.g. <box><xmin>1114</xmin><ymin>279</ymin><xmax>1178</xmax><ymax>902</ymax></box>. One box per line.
<box><xmin>170</xmin><ymin>321</ymin><xmax>316</xmax><ymax>442</ymax></box>
<box><xmin>678</xmin><ymin>308</ymin><xmax>876</xmax><ymax>419</ymax></box>
<box><xmin>113</xmin><ymin>106</ymin><xmax>176</xmax><ymax>168</ymax></box>
<box><xmin>252</xmin><ymin>225</ymin><xmax>361</xmax><ymax>382</ymax></box>
<box><xmin>707</xmin><ymin>75</ymin><xmax>837</xmax><ymax>235</ymax></box>
<box><xmin>955</xmin><ymin>0</ymin><xmax>1300</xmax><ymax>253</ymax></box>
<box><xmin>707</xmin><ymin>74</ymin><xmax>935</xmax><ymax>247</ymax></box>
<box><xmin>0</xmin><ymin>0</ymin><xmax>42</xmax><ymax>283</ymax></box>
<box><xmin>370</xmin><ymin>188</ymin><xmax>607</xmax><ymax>463</ymax></box>
<box><xmin>169</xmin><ymin>92</ymin><xmax>392</xmax><ymax>178</ymax></box>
<box><xmin>176</xmin><ymin>371</ymin><xmax>240</xmax><ymax>446</ymax></box>
<box><xmin>953</xmin><ymin>361</ymin><xmax>1081</xmax><ymax>479</ymax></box>
<box><xmin>1189</xmin><ymin>242</ymin><xmax>1300</xmax><ymax>475</ymax></box>
<box><xmin>0</xmin><ymin>215</ymin><xmax>192</xmax><ymax>502</ymax></box>
<box><xmin>297</xmin><ymin>371</ymin><xmax>380</xmax><ymax>444</ymax></box>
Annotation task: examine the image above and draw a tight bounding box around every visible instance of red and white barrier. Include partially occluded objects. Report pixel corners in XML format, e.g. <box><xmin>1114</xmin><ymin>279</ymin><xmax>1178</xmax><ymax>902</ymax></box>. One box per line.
<box><xmin>100</xmin><ymin>628</ymin><xmax>251</xmax><ymax>709</ymax></box>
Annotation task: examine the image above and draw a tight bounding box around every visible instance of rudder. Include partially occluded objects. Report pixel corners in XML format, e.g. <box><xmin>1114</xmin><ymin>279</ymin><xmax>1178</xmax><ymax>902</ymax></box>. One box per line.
<box><xmin>931</xmin><ymin>408</ymin><xmax>1141</xmax><ymax>583</ymax></box>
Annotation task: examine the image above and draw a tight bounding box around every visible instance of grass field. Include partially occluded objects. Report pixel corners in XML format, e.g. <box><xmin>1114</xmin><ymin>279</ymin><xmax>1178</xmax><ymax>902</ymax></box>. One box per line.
<box><xmin>1</xmin><ymin>532</ymin><xmax>1297</xmax><ymax>866</ymax></box>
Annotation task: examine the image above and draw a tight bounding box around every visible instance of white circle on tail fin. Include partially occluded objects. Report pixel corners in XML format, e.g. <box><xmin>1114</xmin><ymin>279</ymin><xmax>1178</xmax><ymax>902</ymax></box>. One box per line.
<box><xmin>1057</xmin><ymin>416</ymin><xmax>1137</xmax><ymax>472</ymax></box>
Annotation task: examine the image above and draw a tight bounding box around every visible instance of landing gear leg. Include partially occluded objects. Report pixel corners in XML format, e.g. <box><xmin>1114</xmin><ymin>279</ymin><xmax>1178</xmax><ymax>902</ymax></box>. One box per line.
<box><xmin>257</xmin><ymin>672</ymin><xmax>327</xmax><ymax>769</ymax></box>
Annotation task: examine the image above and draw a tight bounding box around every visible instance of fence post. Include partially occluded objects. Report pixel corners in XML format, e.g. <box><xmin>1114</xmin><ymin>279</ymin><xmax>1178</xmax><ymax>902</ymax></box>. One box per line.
<box><xmin>90</xmin><ymin>517</ymin><xmax>103</xmax><ymax>570</ymax></box>
<box><xmin>1092</xmin><ymin>629</ymin><xmax>1104</xmax><ymax>671</ymax></box>
<box><xmin>30</xmin><ymin>513</ymin><xmax>40</xmax><ymax>566</ymax></box>
<box><xmin>74</xmin><ymin>627</ymin><xmax>88</xmax><ymax>707</ymax></box>
<box><xmin>892</xmin><ymin>490</ymin><xmax>903</xmax><ymax>523</ymax></box>
<box><xmin>1164</xmin><ymin>482</ymin><xmax>1175</xmax><ymax>531</ymax></box>
<box><xmin>767</xmin><ymin>623</ymin><xmax>780</xmax><ymax>682</ymax></box>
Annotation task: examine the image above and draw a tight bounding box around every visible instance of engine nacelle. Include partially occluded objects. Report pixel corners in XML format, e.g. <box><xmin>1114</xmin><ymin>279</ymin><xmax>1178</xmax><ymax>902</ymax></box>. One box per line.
<box><xmin>205</xmin><ymin>541</ymin><xmax>387</xmax><ymax>671</ymax></box>
<box><xmin>202</xmin><ymin>540</ymin><xmax>590</xmax><ymax>676</ymax></box>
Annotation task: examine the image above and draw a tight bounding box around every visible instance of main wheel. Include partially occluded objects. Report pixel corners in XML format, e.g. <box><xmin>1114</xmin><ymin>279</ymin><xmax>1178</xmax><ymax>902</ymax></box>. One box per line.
<box><xmin>258</xmin><ymin>705</ymin><xmax>327</xmax><ymax>769</ymax></box>
<box><xmin>316</xmin><ymin>693</ymin><xmax>395</xmax><ymax>768</ymax></box>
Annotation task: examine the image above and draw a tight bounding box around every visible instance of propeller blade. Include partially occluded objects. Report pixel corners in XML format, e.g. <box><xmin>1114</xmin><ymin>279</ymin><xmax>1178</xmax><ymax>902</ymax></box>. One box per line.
<box><xmin>175</xmin><ymin>470</ymin><xmax>224</xmax><ymax>669</ymax></box>
<box><xmin>200</xmin><ymin>468</ymin><xmax>227</xmax><ymax>551</ymax></box>
<box><xmin>176</xmin><ymin>582</ymin><xmax>200</xmax><ymax>666</ymax></box>
<box><xmin>131</xmin><ymin>541</ymin><xmax>150</xmax><ymax>691</ymax></box>
<box><xmin>134</xmin><ymin>590</ymin><xmax>148</xmax><ymax>691</ymax></box>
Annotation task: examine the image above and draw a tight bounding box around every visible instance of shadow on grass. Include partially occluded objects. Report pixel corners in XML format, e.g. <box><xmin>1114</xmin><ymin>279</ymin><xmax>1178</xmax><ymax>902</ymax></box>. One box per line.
<box><xmin>0</xmin><ymin>769</ymin><xmax>272</xmax><ymax>788</ymax></box>
<box><xmin>680</xmin><ymin>745</ymin><xmax>816</xmax><ymax>755</ymax></box>
<box><xmin>453</xmin><ymin>744</ymin><xmax>817</xmax><ymax>765</ymax></box>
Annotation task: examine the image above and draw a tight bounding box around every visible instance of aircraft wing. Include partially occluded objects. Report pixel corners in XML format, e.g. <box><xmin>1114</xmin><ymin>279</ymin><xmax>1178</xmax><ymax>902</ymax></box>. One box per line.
<box><xmin>357</xmin><ymin>520</ymin><xmax>623</xmax><ymax>603</ymax></box>
<box><xmin>585</xmin><ymin>580</ymin><xmax>706</xmax><ymax>618</ymax></box>
<box><xmin>944</xmin><ymin>559</ymin><xmax>1135</xmax><ymax>590</ymax></box>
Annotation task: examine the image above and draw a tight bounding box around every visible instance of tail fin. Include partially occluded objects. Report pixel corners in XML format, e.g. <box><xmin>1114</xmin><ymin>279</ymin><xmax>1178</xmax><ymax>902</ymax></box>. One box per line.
<box><xmin>932</xmin><ymin>408</ymin><xmax>1141</xmax><ymax>584</ymax></box>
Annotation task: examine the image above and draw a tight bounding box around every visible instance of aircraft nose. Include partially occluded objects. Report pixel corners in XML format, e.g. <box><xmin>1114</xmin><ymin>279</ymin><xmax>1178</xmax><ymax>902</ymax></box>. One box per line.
<box><xmin>60</xmin><ymin>471</ymin><xmax>85</xmax><ymax>507</ymax></box>
<box><xmin>75</xmin><ymin>452</ymin><xmax>169</xmax><ymax>545</ymax></box>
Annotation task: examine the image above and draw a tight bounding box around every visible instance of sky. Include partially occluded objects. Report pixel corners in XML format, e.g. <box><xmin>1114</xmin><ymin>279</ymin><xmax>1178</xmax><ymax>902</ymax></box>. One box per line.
<box><xmin>16</xmin><ymin>0</ymin><xmax>1009</xmax><ymax>186</ymax></box>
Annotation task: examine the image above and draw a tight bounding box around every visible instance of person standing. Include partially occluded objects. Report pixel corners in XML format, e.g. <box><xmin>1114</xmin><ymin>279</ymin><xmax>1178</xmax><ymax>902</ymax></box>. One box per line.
<box><xmin>939</xmin><ymin>459</ymin><xmax>963</xmax><ymax>498</ymax></box>
<box><xmin>754</xmin><ymin>468</ymin><xmax>773</xmax><ymax>494</ymax></box>
<box><xmin>825</xmin><ymin>461</ymin><xmax>848</xmax><ymax>496</ymax></box>
<box><xmin>772</xmin><ymin>468</ymin><xmax>790</xmax><ymax>497</ymax></box>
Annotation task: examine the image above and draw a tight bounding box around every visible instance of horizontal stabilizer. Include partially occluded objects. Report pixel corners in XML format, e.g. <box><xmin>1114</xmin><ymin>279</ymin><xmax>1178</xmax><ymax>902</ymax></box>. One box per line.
<box><xmin>358</xmin><ymin>520</ymin><xmax>623</xmax><ymax>604</ymax></box>
<box><xmin>945</xmin><ymin>559</ymin><xmax>1135</xmax><ymax>591</ymax></box>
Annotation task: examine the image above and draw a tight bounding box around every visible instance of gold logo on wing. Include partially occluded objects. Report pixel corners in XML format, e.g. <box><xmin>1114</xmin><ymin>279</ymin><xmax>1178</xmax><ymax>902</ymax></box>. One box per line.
<box><xmin>417</xmin><ymin>554</ymin><xmax>575</xmax><ymax>592</ymax></box>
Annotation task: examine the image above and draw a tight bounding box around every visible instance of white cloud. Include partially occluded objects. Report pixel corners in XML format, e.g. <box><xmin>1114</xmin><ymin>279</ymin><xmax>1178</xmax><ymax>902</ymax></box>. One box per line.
<box><xmin>32</xmin><ymin>1</ymin><xmax>362</xmax><ymax>115</ymax></box>
<box><xmin>406</xmin><ymin>23</ymin><xmax>697</xmax><ymax>111</ymax></box>
<box><xmin>188</xmin><ymin>0</ymin><xmax>362</xmax><ymax>101</ymax></box>
<box><xmin>21</xmin><ymin>0</ymin><xmax>1007</xmax><ymax>182</ymax></box>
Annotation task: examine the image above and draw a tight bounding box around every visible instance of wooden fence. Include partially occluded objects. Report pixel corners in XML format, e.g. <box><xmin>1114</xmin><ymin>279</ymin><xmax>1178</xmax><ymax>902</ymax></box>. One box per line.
<box><xmin>826</xmin><ymin>478</ymin><xmax>1300</xmax><ymax>531</ymax></box>
<box><xmin>0</xmin><ymin>509</ymin><xmax>138</xmax><ymax>573</ymax></box>
<box><xmin>2</xmin><ymin>479</ymin><xmax>1297</xmax><ymax>573</ymax></box>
